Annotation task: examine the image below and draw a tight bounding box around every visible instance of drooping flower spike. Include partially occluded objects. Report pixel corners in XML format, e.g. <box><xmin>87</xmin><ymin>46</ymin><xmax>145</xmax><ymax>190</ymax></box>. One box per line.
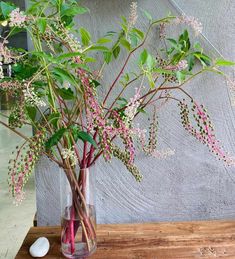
<box><xmin>175</xmin><ymin>15</ymin><xmax>203</xmax><ymax>35</ymax></box>
<box><xmin>8</xmin><ymin>129</ymin><xmax>46</xmax><ymax>205</ymax></box>
<box><xmin>179</xmin><ymin>99</ymin><xmax>235</xmax><ymax>165</ymax></box>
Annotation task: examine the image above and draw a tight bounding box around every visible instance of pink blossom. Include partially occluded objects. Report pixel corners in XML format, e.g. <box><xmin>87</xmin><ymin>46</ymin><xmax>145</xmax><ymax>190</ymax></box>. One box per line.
<box><xmin>175</xmin><ymin>15</ymin><xmax>203</xmax><ymax>35</ymax></box>
<box><xmin>164</xmin><ymin>60</ymin><xmax>188</xmax><ymax>71</ymax></box>
<box><xmin>9</xmin><ymin>8</ymin><xmax>26</xmax><ymax>27</ymax></box>
<box><xmin>124</xmin><ymin>87</ymin><xmax>141</xmax><ymax>124</ymax></box>
<box><xmin>77</xmin><ymin>68</ymin><xmax>112</xmax><ymax>161</ymax></box>
<box><xmin>112</xmin><ymin>110</ymin><xmax>135</xmax><ymax>164</ymax></box>
<box><xmin>131</xmin><ymin>126</ymin><xmax>147</xmax><ymax>149</ymax></box>
<box><xmin>180</xmin><ymin>100</ymin><xmax>235</xmax><ymax>166</ymax></box>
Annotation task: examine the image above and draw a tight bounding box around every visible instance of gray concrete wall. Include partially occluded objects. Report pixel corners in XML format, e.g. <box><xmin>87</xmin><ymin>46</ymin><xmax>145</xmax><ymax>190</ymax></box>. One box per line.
<box><xmin>35</xmin><ymin>0</ymin><xmax>235</xmax><ymax>226</ymax></box>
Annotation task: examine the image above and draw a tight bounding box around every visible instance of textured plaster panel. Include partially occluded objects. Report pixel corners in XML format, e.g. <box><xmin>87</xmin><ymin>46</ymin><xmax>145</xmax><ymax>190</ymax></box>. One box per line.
<box><xmin>35</xmin><ymin>0</ymin><xmax>235</xmax><ymax>226</ymax></box>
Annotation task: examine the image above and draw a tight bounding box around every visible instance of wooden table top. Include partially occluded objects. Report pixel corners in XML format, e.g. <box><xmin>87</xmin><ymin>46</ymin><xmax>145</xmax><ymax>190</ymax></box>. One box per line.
<box><xmin>15</xmin><ymin>220</ymin><xmax>235</xmax><ymax>258</ymax></box>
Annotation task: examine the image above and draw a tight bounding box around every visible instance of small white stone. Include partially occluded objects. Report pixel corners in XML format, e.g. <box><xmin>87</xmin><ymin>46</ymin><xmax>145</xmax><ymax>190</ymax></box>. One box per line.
<box><xmin>29</xmin><ymin>237</ymin><xmax>50</xmax><ymax>257</ymax></box>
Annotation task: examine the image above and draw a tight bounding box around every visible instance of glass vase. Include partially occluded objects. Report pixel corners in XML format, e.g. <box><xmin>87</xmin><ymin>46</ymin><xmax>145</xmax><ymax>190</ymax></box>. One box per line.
<box><xmin>61</xmin><ymin>167</ymin><xmax>97</xmax><ymax>258</ymax></box>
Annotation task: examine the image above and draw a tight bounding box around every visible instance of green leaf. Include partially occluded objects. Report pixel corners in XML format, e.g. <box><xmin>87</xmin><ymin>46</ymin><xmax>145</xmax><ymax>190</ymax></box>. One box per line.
<box><xmin>172</xmin><ymin>53</ymin><xmax>184</xmax><ymax>64</ymax></box>
<box><xmin>103</xmin><ymin>51</ymin><xmax>112</xmax><ymax>63</ymax></box>
<box><xmin>79</xmin><ymin>27</ymin><xmax>91</xmax><ymax>46</ymax></box>
<box><xmin>146</xmin><ymin>73</ymin><xmax>155</xmax><ymax>88</ymax></box>
<box><xmin>84</xmin><ymin>56</ymin><xmax>96</xmax><ymax>63</ymax></box>
<box><xmin>85</xmin><ymin>45</ymin><xmax>110</xmax><ymax>52</ymax></box>
<box><xmin>71</xmin><ymin>62</ymin><xmax>90</xmax><ymax>72</ymax></box>
<box><xmin>153</xmin><ymin>68</ymin><xmax>174</xmax><ymax>75</ymax></box>
<box><xmin>176</xmin><ymin>71</ymin><xmax>186</xmax><ymax>83</ymax></box>
<box><xmin>91</xmin><ymin>79</ymin><xmax>100</xmax><ymax>88</ymax></box>
<box><xmin>76</xmin><ymin>131</ymin><xmax>97</xmax><ymax>148</ymax></box>
<box><xmin>56</xmin><ymin>52</ymin><xmax>81</xmax><ymax>61</ymax></box>
<box><xmin>116</xmin><ymin>97</ymin><xmax>128</xmax><ymax>108</ymax></box>
<box><xmin>37</xmin><ymin>18</ymin><xmax>47</xmax><ymax>34</ymax></box>
<box><xmin>48</xmin><ymin>112</ymin><xmax>61</xmax><ymax>128</ymax></box>
<box><xmin>167</xmin><ymin>38</ymin><xmax>181</xmax><ymax>51</ymax></box>
<box><xmin>137</xmin><ymin>107</ymin><xmax>146</xmax><ymax>114</ymax></box>
<box><xmin>72</xmin><ymin>126</ymin><xmax>97</xmax><ymax>148</ymax></box>
<box><xmin>53</xmin><ymin>67</ymin><xmax>77</xmax><ymax>85</ymax></box>
<box><xmin>187</xmin><ymin>54</ymin><xmax>195</xmax><ymax>71</ymax></box>
<box><xmin>25</xmin><ymin>106</ymin><xmax>37</xmax><ymax>122</ymax></box>
<box><xmin>113</xmin><ymin>45</ymin><xmax>121</xmax><ymax>59</ymax></box>
<box><xmin>139</xmin><ymin>49</ymin><xmax>148</xmax><ymax>65</ymax></box>
<box><xmin>61</xmin><ymin>6</ymin><xmax>88</xmax><ymax>16</ymax></box>
<box><xmin>179</xmin><ymin>30</ymin><xmax>189</xmax><ymax>42</ymax></box>
<box><xmin>120</xmin><ymin>38</ymin><xmax>131</xmax><ymax>51</ymax></box>
<box><xmin>97</xmin><ymin>37</ymin><xmax>112</xmax><ymax>44</ymax></box>
<box><xmin>146</xmin><ymin>53</ymin><xmax>155</xmax><ymax>70</ymax></box>
<box><xmin>193</xmin><ymin>42</ymin><xmax>203</xmax><ymax>52</ymax></box>
<box><xmin>12</xmin><ymin>63</ymin><xmax>38</xmax><ymax>80</ymax></box>
<box><xmin>193</xmin><ymin>52</ymin><xmax>211</xmax><ymax>66</ymax></box>
<box><xmin>143</xmin><ymin>10</ymin><xmax>152</xmax><ymax>21</ymax></box>
<box><xmin>56</xmin><ymin>87</ymin><xmax>74</xmax><ymax>100</ymax></box>
<box><xmin>120</xmin><ymin>15</ymin><xmax>128</xmax><ymax>33</ymax></box>
<box><xmin>45</xmin><ymin>128</ymin><xmax>67</xmax><ymax>150</ymax></box>
<box><xmin>31</xmin><ymin>51</ymin><xmax>56</xmax><ymax>63</ymax></box>
<box><xmin>205</xmin><ymin>67</ymin><xmax>225</xmax><ymax>75</ymax></box>
<box><xmin>0</xmin><ymin>2</ymin><xmax>15</xmax><ymax>18</ymax></box>
<box><xmin>215</xmin><ymin>59</ymin><xmax>235</xmax><ymax>66</ymax></box>
<box><xmin>129</xmin><ymin>33</ymin><xmax>138</xmax><ymax>47</ymax></box>
<box><xmin>117</xmin><ymin>97</ymin><xmax>128</xmax><ymax>103</ymax></box>
<box><xmin>61</xmin><ymin>15</ymin><xmax>73</xmax><ymax>27</ymax></box>
<box><xmin>132</xmin><ymin>28</ymin><xmax>144</xmax><ymax>39</ymax></box>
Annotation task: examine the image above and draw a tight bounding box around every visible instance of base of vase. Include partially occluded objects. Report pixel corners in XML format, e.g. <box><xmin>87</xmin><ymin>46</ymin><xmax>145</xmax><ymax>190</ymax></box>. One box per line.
<box><xmin>62</xmin><ymin>241</ymin><xmax>97</xmax><ymax>259</ymax></box>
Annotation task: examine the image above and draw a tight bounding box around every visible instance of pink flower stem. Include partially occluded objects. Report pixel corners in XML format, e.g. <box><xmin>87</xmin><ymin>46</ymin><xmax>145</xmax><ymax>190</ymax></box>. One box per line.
<box><xmin>70</xmin><ymin>206</ymin><xmax>75</xmax><ymax>254</ymax></box>
<box><xmin>86</xmin><ymin>131</ymin><xmax>98</xmax><ymax>167</ymax></box>
<box><xmin>102</xmin><ymin>52</ymin><xmax>132</xmax><ymax>105</ymax></box>
<box><xmin>82</xmin><ymin>142</ymin><xmax>88</xmax><ymax>169</ymax></box>
<box><xmin>102</xmin><ymin>22</ymin><xmax>153</xmax><ymax>106</ymax></box>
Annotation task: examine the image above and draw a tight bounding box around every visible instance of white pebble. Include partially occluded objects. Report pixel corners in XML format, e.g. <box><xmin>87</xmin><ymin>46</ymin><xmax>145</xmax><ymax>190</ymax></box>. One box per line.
<box><xmin>29</xmin><ymin>237</ymin><xmax>50</xmax><ymax>257</ymax></box>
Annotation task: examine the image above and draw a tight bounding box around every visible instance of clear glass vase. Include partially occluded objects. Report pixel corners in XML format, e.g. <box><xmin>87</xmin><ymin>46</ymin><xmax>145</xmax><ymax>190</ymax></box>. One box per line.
<box><xmin>61</xmin><ymin>167</ymin><xmax>97</xmax><ymax>258</ymax></box>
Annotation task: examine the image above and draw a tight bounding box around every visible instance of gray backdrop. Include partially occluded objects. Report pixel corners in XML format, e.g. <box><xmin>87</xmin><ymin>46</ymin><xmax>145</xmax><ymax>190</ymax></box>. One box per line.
<box><xmin>35</xmin><ymin>0</ymin><xmax>235</xmax><ymax>226</ymax></box>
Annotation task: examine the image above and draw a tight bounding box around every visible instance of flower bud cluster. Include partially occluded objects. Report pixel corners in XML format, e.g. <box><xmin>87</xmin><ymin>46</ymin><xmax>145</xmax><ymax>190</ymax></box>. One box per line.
<box><xmin>128</xmin><ymin>2</ymin><xmax>138</xmax><ymax>29</ymax></box>
<box><xmin>156</xmin><ymin>56</ymin><xmax>178</xmax><ymax>83</ymax></box>
<box><xmin>175</xmin><ymin>15</ymin><xmax>203</xmax><ymax>36</ymax></box>
<box><xmin>179</xmin><ymin>99</ymin><xmax>235</xmax><ymax>165</ymax></box>
<box><xmin>8</xmin><ymin>102</ymin><xmax>26</xmax><ymax>129</ymax></box>
<box><xmin>23</xmin><ymin>84</ymin><xmax>46</xmax><ymax>107</ymax></box>
<box><xmin>8</xmin><ymin>129</ymin><xmax>46</xmax><ymax>205</ymax></box>
<box><xmin>113</xmin><ymin>145</ymin><xmax>143</xmax><ymax>182</ymax></box>
<box><xmin>9</xmin><ymin>8</ymin><xmax>27</xmax><ymax>27</ymax></box>
<box><xmin>143</xmin><ymin>107</ymin><xmax>158</xmax><ymax>154</ymax></box>
<box><xmin>61</xmin><ymin>148</ymin><xmax>78</xmax><ymax>167</ymax></box>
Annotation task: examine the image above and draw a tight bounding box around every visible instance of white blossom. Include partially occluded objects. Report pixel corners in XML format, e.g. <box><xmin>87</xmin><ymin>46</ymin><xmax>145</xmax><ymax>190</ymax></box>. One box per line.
<box><xmin>9</xmin><ymin>8</ymin><xmax>26</xmax><ymax>27</ymax></box>
<box><xmin>125</xmin><ymin>88</ymin><xmax>141</xmax><ymax>124</ymax></box>
<box><xmin>61</xmin><ymin>148</ymin><xmax>78</xmax><ymax>167</ymax></box>
<box><xmin>177</xmin><ymin>60</ymin><xmax>188</xmax><ymax>71</ymax></box>
<box><xmin>128</xmin><ymin>2</ymin><xmax>138</xmax><ymax>28</ymax></box>
<box><xmin>23</xmin><ymin>86</ymin><xmax>46</xmax><ymax>107</ymax></box>
<box><xmin>0</xmin><ymin>63</ymin><xmax>4</xmax><ymax>79</ymax></box>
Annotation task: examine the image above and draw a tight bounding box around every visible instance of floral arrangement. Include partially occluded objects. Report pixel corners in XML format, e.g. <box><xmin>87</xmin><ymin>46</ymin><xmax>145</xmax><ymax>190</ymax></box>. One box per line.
<box><xmin>0</xmin><ymin>0</ymin><xmax>234</xmax><ymax>257</ymax></box>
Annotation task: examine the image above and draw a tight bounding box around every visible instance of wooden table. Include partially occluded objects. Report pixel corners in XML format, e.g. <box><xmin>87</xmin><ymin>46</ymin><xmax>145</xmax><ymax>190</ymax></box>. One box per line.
<box><xmin>16</xmin><ymin>220</ymin><xmax>235</xmax><ymax>258</ymax></box>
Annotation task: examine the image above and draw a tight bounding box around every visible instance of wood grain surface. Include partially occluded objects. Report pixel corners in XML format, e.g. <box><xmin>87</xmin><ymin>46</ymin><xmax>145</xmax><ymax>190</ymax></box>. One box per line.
<box><xmin>16</xmin><ymin>220</ymin><xmax>235</xmax><ymax>258</ymax></box>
